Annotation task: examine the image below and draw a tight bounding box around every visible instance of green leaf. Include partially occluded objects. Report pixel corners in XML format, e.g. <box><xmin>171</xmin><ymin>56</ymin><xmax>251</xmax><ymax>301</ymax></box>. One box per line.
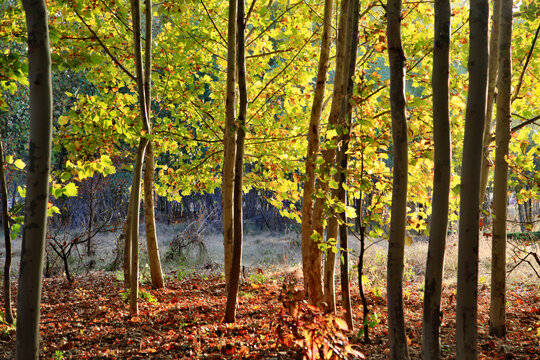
<box><xmin>63</xmin><ymin>183</ymin><xmax>78</xmax><ymax>197</ymax></box>
<box><xmin>18</xmin><ymin>186</ymin><xmax>26</xmax><ymax>198</ymax></box>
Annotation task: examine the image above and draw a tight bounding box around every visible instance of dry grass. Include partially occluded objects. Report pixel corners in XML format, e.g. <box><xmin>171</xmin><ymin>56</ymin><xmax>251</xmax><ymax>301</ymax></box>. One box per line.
<box><xmin>1</xmin><ymin>223</ymin><xmax>538</xmax><ymax>289</ymax></box>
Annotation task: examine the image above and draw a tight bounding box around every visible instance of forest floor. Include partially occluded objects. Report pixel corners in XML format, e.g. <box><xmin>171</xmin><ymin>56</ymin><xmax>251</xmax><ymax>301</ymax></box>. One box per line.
<box><xmin>0</xmin><ymin>269</ymin><xmax>539</xmax><ymax>359</ymax></box>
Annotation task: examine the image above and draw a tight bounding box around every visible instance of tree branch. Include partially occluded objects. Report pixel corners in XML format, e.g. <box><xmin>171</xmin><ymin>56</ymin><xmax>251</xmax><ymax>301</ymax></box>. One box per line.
<box><xmin>511</xmin><ymin>23</ymin><xmax>540</xmax><ymax>103</ymax></box>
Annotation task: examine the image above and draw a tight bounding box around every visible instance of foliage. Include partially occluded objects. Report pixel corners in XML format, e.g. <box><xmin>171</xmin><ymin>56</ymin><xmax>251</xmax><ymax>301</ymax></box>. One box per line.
<box><xmin>277</xmin><ymin>285</ymin><xmax>364</xmax><ymax>360</ymax></box>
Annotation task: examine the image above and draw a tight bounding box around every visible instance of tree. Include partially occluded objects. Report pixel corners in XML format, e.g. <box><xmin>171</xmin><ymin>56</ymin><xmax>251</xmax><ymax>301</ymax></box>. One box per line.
<box><xmin>127</xmin><ymin>0</ymin><xmax>153</xmax><ymax>315</ymax></box>
<box><xmin>300</xmin><ymin>0</ymin><xmax>333</xmax><ymax>305</ymax></box>
<box><xmin>224</xmin><ymin>0</ymin><xmax>248</xmax><ymax>323</ymax></box>
<box><xmin>422</xmin><ymin>0</ymin><xmax>451</xmax><ymax>358</ymax></box>
<box><xmin>386</xmin><ymin>0</ymin><xmax>410</xmax><ymax>357</ymax></box>
<box><xmin>15</xmin><ymin>0</ymin><xmax>53</xmax><ymax>358</ymax></box>
<box><xmin>323</xmin><ymin>0</ymin><xmax>360</xmax><ymax>315</ymax></box>
<box><xmin>0</xmin><ymin>140</ymin><xmax>14</xmax><ymax>325</ymax></box>
<box><xmin>308</xmin><ymin>0</ymin><xmax>350</xmax><ymax>306</ymax></box>
<box><xmin>141</xmin><ymin>0</ymin><xmax>164</xmax><ymax>290</ymax></box>
<box><xmin>456</xmin><ymin>0</ymin><xmax>489</xmax><ymax>358</ymax></box>
<box><xmin>489</xmin><ymin>0</ymin><xmax>512</xmax><ymax>338</ymax></box>
<box><xmin>222</xmin><ymin>0</ymin><xmax>237</xmax><ymax>289</ymax></box>
<box><xmin>479</xmin><ymin>0</ymin><xmax>501</xmax><ymax>206</ymax></box>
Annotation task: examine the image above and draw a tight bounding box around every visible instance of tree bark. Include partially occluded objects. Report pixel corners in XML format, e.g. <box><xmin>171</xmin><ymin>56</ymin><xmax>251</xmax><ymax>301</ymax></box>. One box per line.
<box><xmin>143</xmin><ymin>143</ymin><xmax>164</xmax><ymax>288</ymax></box>
<box><xmin>422</xmin><ymin>0</ymin><xmax>451</xmax><ymax>358</ymax></box>
<box><xmin>386</xmin><ymin>0</ymin><xmax>410</xmax><ymax>358</ymax></box>
<box><xmin>128</xmin><ymin>0</ymin><xmax>152</xmax><ymax>315</ymax></box>
<box><xmin>141</xmin><ymin>0</ymin><xmax>164</xmax><ymax>289</ymax></box>
<box><xmin>1</xmin><ymin>140</ymin><xmax>14</xmax><ymax>324</ymax></box>
<box><xmin>456</xmin><ymin>1</ymin><xmax>489</xmax><ymax>358</ymax></box>
<box><xmin>309</xmin><ymin>0</ymin><xmax>350</xmax><ymax>306</ymax></box>
<box><xmin>323</xmin><ymin>0</ymin><xmax>359</xmax><ymax>314</ymax></box>
<box><xmin>489</xmin><ymin>0</ymin><xmax>512</xmax><ymax>338</ymax></box>
<box><xmin>222</xmin><ymin>0</ymin><xmax>237</xmax><ymax>289</ymax></box>
<box><xmin>16</xmin><ymin>0</ymin><xmax>53</xmax><ymax>357</ymax></box>
<box><xmin>300</xmin><ymin>0</ymin><xmax>333</xmax><ymax>302</ymax></box>
<box><xmin>224</xmin><ymin>0</ymin><xmax>247</xmax><ymax>323</ymax></box>
<box><xmin>479</xmin><ymin>0</ymin><xmax>501</xmax><ymax>206</ymax></box>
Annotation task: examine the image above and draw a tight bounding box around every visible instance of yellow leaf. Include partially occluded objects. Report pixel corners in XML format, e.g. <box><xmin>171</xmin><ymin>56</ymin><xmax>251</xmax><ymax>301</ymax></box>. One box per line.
<box><xmin>405</xmin><ymin>235</ymin><xmax>413</xmax><ymax>246</ymax></box>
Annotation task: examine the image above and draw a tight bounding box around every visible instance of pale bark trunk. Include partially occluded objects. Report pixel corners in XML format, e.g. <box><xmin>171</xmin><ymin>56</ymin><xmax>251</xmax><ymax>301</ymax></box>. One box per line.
<box><xmin>0</xmin><ymin>140</ymin><xmax>14</xmax><ymax>325</ymax></box>
<box><xmin>224</xmin><ymin>0</ymin><xmax>247</xmax><ymax>323</ymax></box>
<box><xmin>489</xmin><ymin>0</ymin><xmax>512</xmax><ymax>338</ymax></box>
<box><xmin>456</xmin><ymin>1</ymin><xmax>489</xmax><ymax>358</ymax></box>
<box><xmin>144</xmin><ymin>143</ymin><xmax>164</xmax><ymax>288</ymax></box>
<box><xmin>309</xmin><ymin>0</ymin><xmax>350</xmax><ymax>306</ymax></box>
<box><xmin>128</xmin><ymin>0</ymin><xmax>152</xmax><ymax>315</ymax></box>
<box><xmin>386</xmin><ymin>0</ymin><xmax>410</xmax><ymax>358</ymax></box>
<box><xmin>479</xmin><ymin>0</ymin><xmax>501</xmax><ymax>205</ymax></box>
<box><xmin>16</xmin><ymin>1</ymin><xmax>53</xmax><ymax>357</ymax></box>
<box><xmin>222</xmin><ymin>0</ymin><xmax>237</xmax><ymax>288</ymax></box>
<box><xmin>301</xmin><ymin>0</ymin><xmax>333</xmax><ymax>301</ymax></box>
<box><xmin>141</xmin><ymin>0</ymin><xmax>164</xmax><ymax>289</ymax></box>
<box><xmin>128</xmin><ymin>140</ymin><xmax>148</xmax><ymax>315</ymax></box>
<box><xmin>422</xmin><ymin>0</ymin><xmax>451</xmax><ymax>358</ymax></box>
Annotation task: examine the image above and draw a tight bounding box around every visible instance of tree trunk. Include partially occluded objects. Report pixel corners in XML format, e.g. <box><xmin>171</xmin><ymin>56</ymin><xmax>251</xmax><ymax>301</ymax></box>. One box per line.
<box><xmin>479</xmin><ymin>0</ymin><xmax>501</xmax><ymax>205</ymax></box>
<box><xmin>489</xmin><ymin>0</ymin><xmax>512</xmax><ymax>338</ymax></box>
<box><xmin>142</xmin><ymin>0</ymin><xmax>164</xmax><ymax>290</ymax></box>
<box><xmin>386</xmin><ymin>0</ymin><xmax>410</xmax><ymax>358</ymax></box>
<box><xmin>422</xmin><ymin>0</ymin><xmax>451</xmax><ymax>358</ymax></box>
<box><xmin>144</xmin><ymin>143</ymin><xmax>164</xmax><ymax>288</ymax></box>
<box><xmin>222</xmin><ymin>0</ymin><xmax>237</xmax><ymax>289</ymax></box>
<box><xmin>128</xmin><ymin>0</ymin><xmax>152</xmax><ymax>315</ymax></box>
<box><xmin>300</xmin><ymin>0</ymin><xmax>333</xmax><ymax>302</ymax></box>
<box><xmin>323</xmin><ymin>0</ymin><xmax>359</xmax><ymax>315</ymax></box>
<box><xmin>309</xmin><ymin>0</ymin><xmax>350</xmax><ymax>306</ymax></box>
<box><xmin>456</xmin><ymin>1</ymin><xmax>489</xmax><ymax>358</ymax></box>
<box><xmin>0</xmin><ymin>140</ymin><xmax>14</xmax><ymax>324</ymax></box>
<box><xmin>338</xmin><ymin>137</ymin><xmax>353</xmax><ymax>330</ymax></box>
<box><xmin>224</xmin><ymin>0</ymin><xmax>247</xmax><ymax>323</ymax></box>
<box><xmin>16</xmin><ymin>1</ymin><xmax>53</xmax><ymax>357</ymax></box>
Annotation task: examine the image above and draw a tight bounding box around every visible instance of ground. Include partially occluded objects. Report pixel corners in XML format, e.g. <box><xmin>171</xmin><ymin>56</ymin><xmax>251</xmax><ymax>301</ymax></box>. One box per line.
<box><xmin>1</xmin><ymin>270</ymin><xmax>538</xmax><ymax>359</ymax></box>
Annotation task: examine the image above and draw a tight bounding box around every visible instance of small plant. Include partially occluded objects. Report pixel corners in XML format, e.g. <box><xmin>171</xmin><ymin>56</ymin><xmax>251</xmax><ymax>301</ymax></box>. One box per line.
<box><xmin>120</xmin><ymin>289</ymin><xmax>157</xmax><ymax>304</ymax></box>
<box><xmin>276</xmin><ymin>285</ymin><xmax>364</xmax><ymax>359</ymax></box>
<box><xmin>357</xmin><ymin>312</ymin><xmax>381</xmax><ymax>340</ymax></box>
<box><xmin>248</xmin><ymin>271</ymin><xmax>268</xmax><ymax>285</ymax></box>
<box><xmin>54</xmin><ymin>350</ymin><xmax>64</xmax><ymax>360</ymax></box>
<box><xmin>176</xmin><ymin>266</ymin><xmax>193</xmax><ymax>281</ymax></box>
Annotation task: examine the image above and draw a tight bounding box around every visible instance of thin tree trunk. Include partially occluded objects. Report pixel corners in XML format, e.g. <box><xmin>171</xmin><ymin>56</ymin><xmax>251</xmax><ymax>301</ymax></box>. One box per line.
<box><xmin>422</xmin><ymin>0</ymin><xmax>451</xmax><ymax>358</ymax></box>
<box><xmin>324</xmin><ymin>0</ymin><xmax>359</xmax><ymax>315</ymax></box>
<box><xmin>222</xmin><ymin>0</ymin><xmax>237</xmax><ymax>288</ymax></box>
<box><xmin>0</xmin><ymin>140</ymin><xmax>14</xmax><ymax>324</ymax></box>
<box><xmin>128</xmin><ymin>140</ymin><xmax>148</xmax><ymax>315</ymax></box>
<box><xmin>224</xmin><ymin>0</ymin><xmax>247</xmax><ymax>323</ymax></box>
<box><xmin>128</xmin><ymin>0</ymin><xmax>152</xmax><ymax>315</ymax></box>
<box><xmin>141</xmin><ymin>0</ymin><xmax>164</xmax><ymax>289</ymax></box>
<box><xmin>479</xmin><ymin>0</ymin><xmax>501</xmax><ymax>205</ymax></box>
<box><xmin>456</xmin><ymin>1</ymin><xmax>489</xmax><ymax>358</ymax></box>
<box><xmin>489</xmin><ymin>0</ymin><xmax>512</xmax><ymax>338</ymax></box>
<box><xmin>144</xmin><ymin>143</ymin><xmax>164</xmax><ymax>288</ymax></box>
<box><xmin>301</xmin><ymin>0</ymin><xmax>333</xmax><ymax>301</ymax></box>
<box><xmin>386</xmin><ymin>0</ymin><xmax>410</xmax><ymax>358</ymax></box>
<box><xmin>16</xmin><ymin>0</ymin><xmax>53</xmax><ymax>357</ymax></box>
<box><xmin>338</xmin><ymin>138</ymin><xmax>353</xmax><ymax>330</ymax></box>
<box><xmin>309</xmin><ymin>0</ymin><xmax>350</xmax><ymax>306</ymax></box>
<box><xmin>123</xmin><ymin>218</ymin><xmax>131</xmax><ymax>290</ymax></box>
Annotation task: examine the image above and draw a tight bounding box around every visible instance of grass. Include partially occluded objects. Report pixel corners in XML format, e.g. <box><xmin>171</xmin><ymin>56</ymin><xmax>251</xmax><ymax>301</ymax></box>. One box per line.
<box><xmin>0</xmin><ymin>220</ymin><xmax>538</xmax><ymax>290</ymax></box>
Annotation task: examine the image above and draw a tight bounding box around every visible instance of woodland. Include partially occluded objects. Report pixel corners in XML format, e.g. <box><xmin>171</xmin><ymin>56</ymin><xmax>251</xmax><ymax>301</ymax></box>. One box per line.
<box><xmin>0</xmin><ymin>0</ymin><xmax>539</xmax><ymax>359</ymax></box>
